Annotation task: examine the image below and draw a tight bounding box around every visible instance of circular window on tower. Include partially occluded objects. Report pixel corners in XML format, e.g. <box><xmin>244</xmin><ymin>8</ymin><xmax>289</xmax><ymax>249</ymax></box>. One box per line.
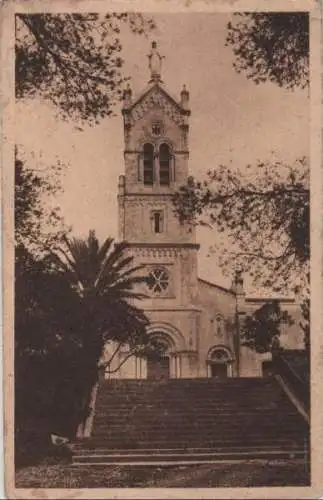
<box><xmin>147</xmin><ymin>267</ymin><xmax>169</xmax><ymax>294</ymax></box>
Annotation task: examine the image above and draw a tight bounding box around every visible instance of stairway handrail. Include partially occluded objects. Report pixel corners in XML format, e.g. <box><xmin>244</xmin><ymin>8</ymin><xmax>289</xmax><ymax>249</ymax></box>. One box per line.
<box><xmin>280</xmin><ymin>352</ymin><xmax>306</xmax><ymax>386</ymax></box>
<box><xmin>273</xmin><ymin>350</ymin><xmax>309</xmax><ymax>412</ymax></box>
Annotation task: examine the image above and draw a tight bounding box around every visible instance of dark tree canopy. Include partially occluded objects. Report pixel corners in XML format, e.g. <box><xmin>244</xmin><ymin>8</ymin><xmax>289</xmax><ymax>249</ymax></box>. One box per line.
<box><xmin>241</xmin><ymin>300</ymin><xmax>292</xmax><ymax>353</ymax></box>
<box><xmin>15</xmin><ymin>150</ymin><xmax>68</xmax><ymax>255</ymax></box>
<box><xmin>15</xmin><ymin>231</ymin><xmax>156</xmax><ymax>440</ymax></box>
<box><xmin>226</xmin><ymin>13</ymin><xmax>309</xmax><ymax>89</ymax></box>
<box><xmin>299</xmin><ymin>272</ymin><xmax>310</xmax><ymax>351</ymax></box>
<box><xmin>173</xmin><ymin>157</ymin><xmax>309</xmax><ymax>292</ymax></box>
<box><xmin>15</xmin><ymin>13</ymin><xmax>155</xmax><ymax>123</ymax></box>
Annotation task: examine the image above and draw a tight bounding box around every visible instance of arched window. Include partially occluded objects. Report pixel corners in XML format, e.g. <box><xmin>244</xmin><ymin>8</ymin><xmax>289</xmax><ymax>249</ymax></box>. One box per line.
<box><xmin>159</xmin><ymin>143</ymin><xmax>171</xmax><ymax>186</ymax></box>
<box><xmin>143</xmin><ymin>143</ymin><xmax>154</xmax><ymax>185</ymax></box>
<box><xmin>151</xmin><ymin>210</ymin><xmax>164</xmax><ymax>233</ymax></box>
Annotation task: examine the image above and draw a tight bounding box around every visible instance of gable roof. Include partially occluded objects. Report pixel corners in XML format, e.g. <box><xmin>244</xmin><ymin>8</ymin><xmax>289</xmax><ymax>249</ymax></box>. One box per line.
<box><xmin>198</xmin><ymin>277</ymin><xmax>236</xmax><ymax>296</ymax></box>
<box><xmin>123</xmin><ymin>81</ymin><xmax>190</xmax><ymax>116</ymax></box>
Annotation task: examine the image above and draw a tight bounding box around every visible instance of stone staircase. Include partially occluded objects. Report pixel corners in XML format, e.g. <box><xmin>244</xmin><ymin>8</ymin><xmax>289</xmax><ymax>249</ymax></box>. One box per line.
<box><xmin>72</xmin><ymin>378</ymin><xmax>309</xmax><ymax>465</ymax></box>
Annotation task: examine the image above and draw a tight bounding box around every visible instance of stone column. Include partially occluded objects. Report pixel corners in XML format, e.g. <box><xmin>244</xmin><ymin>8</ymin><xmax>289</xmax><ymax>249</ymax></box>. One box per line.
<box><xmin>154</xmin><ymin>151</ymin><xmax>160</xmax><ymax>185</ymax></box>
<box><xmin>176</xmin><ymin>354</ymin><xmax>182</xmax><ymax>378</ymax></box>
<box><xmin>169</xmin><ymin>354</ymin><xmax>177</xmax><ymax>378</ymax></box>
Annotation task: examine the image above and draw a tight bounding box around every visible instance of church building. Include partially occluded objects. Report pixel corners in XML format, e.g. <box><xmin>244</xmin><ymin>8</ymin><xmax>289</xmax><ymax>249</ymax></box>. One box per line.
<box><xmin>104</xmin><ymin>42</ymin><xmax>303</xmax><ymax>381</ymax></box>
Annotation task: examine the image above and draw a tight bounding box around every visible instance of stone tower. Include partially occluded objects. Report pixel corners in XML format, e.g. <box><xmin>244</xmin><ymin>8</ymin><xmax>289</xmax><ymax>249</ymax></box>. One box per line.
<box><xmin>117</xmin><ymin>42</ymin><xmax>201</xmax><ymax>378</ymax></box>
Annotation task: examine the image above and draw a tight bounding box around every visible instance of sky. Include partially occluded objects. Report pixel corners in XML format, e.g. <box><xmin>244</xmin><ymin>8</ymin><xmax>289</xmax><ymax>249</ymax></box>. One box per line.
<box><xmin>15</xmin><ymin>13</ymin><xmax>309</xmax><ymax>291</ymax></box>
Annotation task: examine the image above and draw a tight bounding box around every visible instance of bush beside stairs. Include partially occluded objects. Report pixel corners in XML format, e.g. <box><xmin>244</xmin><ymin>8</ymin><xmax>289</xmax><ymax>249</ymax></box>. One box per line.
<box><xmin>71</xmin><ymin>378</ymin><xmax>309</xmax><ymax>466</ymax></box>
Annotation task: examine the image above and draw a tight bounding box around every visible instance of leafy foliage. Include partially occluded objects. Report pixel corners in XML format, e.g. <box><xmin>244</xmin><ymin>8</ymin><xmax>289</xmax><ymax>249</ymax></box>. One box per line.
<box><xmin>226</xmin><ymin>13</ymin><xmax>309</xmax><ymax>89</ymax></box>
<box><xmin>173</xmin><ymin>157</ymin><xmax>309</xmax><ymax>292</ymax></box>
<box><xmin>15</xmin><ymin>230</ymin><xmax>156</xmax><ymax>447</ymax></box>
<box><xmin>299</xmin><ymin>273</ymin><xmax>310</xmax><ymax>351</ymax></box>
<box><xmin>51</xmin><ymin>231</ymin><xmax>150</xmax><ymax>345</ymax></box>
<box><xmin>241</xmin><ymin>300</ymin><xmax>293</xmax><ymax>353</ymax></box>
<box><xmin>15</xmin><ymin>248</ymin><xmax>83</xmax><ymax>440</ymax></box>
<box><xmin>16</xmin><ymin>13</ymin><xmax>155</xmax><ymax>123</ymax></box>
<box><xmin>48</xmin><ymin>231</ymin><xmax>154</xmax><ymax>428</ymax></box>
<box><xmin>15</xmin><ymin>150</ymin><xmax>68</xmax><ymax>255</ymax></box>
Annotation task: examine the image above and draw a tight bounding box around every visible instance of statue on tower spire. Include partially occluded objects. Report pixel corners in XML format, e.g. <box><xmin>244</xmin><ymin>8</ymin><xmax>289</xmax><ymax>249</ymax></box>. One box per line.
<box><xmin>148</xmin><ymin>41</ymin><xmax>164</xmax><ymax>83</ymax></box>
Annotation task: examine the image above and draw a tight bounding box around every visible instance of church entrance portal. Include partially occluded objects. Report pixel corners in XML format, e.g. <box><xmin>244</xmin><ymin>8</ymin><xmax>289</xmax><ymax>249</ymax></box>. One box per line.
<box><xmin>146</xmin><ymin>332</ymin><xmax>173</xmax><ymax>380</ymax></box>
<box><xmin>207</xmin><ymin>346</ymin><xmax>233</xmax><ymax>378</ymax></box>
<box><xmin>210</xmin><ymin>362</ymin><xmax>228</xmax><ymax>378</ymax></box>
<box><xmin>147</xmin><ymin>355</ymin><xmax>170</xmax><ymax>380</ymax></box>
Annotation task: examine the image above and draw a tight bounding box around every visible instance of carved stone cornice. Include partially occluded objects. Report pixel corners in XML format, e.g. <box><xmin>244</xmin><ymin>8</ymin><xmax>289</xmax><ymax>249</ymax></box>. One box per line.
<box><xmin>130</xmin><ymin>88</ymin><xmax>185</xmax><ymax>126</ymax></box>
<box><xmin>124</xmin><ymin>149</ymin><xmax>189</xmax><ymax>155</ymax></box>
<box><xmin>123</xmin><ymin>198</ymin><xmax>170</xmax><ymax>208</ymax></box>
<box><xmin>126</xmin><ymin>243</ymin><xmax>200</xmax><ymax>259</ymax></box>
<box><xmin>130</xmin><ymin>246</ymin><xmax>180</xmax><ymax>259</ymax></box>
<box><xmin>128</xmin><ymin>242</ymin><xmax>200</xmax><ymax>250</ymax></box>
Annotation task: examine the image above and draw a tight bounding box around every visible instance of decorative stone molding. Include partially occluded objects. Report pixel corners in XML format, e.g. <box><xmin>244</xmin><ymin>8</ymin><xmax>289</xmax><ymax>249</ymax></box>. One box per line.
<box><xmin>124</xmin><ymin>199</ymin><xmax>170</xmax><ymax>209</ymax></box>
<box><xmin>206</xmin><ymin>344</ymin><xmax>235</xmax><ymax>363</ymax></box>
<box><xmin>127</xmin><ymin>243</ymin><xmax>199</xmax><ymax>259</ymax></box>
<box><xmin>147</xmin><ymin>322</ymin><xmax>186</xmax><ymax>351</ymax></box>
<box><xmin>132</xmin><ymin>247</ymin><xmax>180</xmax><ymax>259</ymax></box>
<box><xmin>131</xmin><ymin>89</ymin><xmax>184</xmax><ymax>126</ymax></box>
<box><xmin>146</xmin><ymin>265</ymin><xmax>173</xmax><ymax>297</ymax></box>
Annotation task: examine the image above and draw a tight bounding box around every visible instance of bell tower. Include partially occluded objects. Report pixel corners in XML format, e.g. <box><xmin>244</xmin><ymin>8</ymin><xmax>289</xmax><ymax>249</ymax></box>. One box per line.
<box><xmin>118</xmin><ymin>42</ymin><xmax>200</xmax><ymax>367</ymax></box>
<box><xmin>118</xmin><ymin>42</ymin><xmax>195</xmax><ymax>247</ymax></box>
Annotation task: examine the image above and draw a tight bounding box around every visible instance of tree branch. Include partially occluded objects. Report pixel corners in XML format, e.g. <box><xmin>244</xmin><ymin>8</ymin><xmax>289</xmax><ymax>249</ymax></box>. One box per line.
<box><xmin>104</xmin><ymin>341</ymin><xmax>123</xmax><ymax>367</ymax></box>
<box><xmin>104</xmin><ymin>348</ymin><xmax>138</xmax><ymax>374</ymax></box>
<box><xmin>235</xmin><ymin>241</ymin><xmax>293</xmax><ymax>262</ymax></box>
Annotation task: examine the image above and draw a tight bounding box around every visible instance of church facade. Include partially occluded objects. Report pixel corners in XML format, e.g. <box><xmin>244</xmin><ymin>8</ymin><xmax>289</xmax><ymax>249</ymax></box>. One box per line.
<box><xmin>104</xmin><ymin>42</ymin><xmax>303</xmax><ymax>380</ymax></box>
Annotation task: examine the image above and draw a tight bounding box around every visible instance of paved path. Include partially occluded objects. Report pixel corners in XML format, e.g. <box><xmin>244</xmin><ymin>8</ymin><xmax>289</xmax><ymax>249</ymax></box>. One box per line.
<box><xmin>15</xmin><ymin>459</ymin><xmax>309</xmax><ymax>488</ymax></box>
<box><xmin>143</xmin><ymin>460</ymin><xmax>309</xmax><ymax>487</ymax></box>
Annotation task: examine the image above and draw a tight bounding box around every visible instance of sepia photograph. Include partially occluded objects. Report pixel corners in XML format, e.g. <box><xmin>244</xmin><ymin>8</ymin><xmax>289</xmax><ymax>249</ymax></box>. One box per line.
<box><xmin>3</xmin><ymin>2</ymin><xmax>320</xmax><ymax>496</ymax></box>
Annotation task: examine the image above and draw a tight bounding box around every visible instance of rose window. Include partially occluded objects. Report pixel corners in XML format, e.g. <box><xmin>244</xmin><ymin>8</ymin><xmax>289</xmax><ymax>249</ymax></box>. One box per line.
<box><xmin>147</xmin><ymin>267</ymin><xmax>169</xmax><ymax>294</ymax></box>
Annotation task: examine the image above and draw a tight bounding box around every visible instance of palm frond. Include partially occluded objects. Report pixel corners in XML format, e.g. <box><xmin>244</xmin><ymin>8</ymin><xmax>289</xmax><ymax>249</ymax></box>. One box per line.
<box><xmin>104</xmin><ymin>241</ymin><xmax>131</xmax><ymax>271</ymax></box>
<box><xmin>97</xmin><ymin>237</ymin><xmax>114</xmax><ymax>261</ymax></box>
<box><xmin>95</xmin><ymin>255</ymin><xmax>135</xmax><ymax>289</ymax></box>
<box><xmin>97</xmin><ymin>266</ymin><xmax>148</xmax><ymax>295</ymax></box>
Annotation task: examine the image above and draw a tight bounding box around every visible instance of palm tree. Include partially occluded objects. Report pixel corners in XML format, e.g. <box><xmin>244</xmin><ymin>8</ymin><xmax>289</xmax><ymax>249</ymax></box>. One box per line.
<box><xmin>51</xmin><ymin>230</ymin><xmax>151</xmax><ymax>435</ymax></box>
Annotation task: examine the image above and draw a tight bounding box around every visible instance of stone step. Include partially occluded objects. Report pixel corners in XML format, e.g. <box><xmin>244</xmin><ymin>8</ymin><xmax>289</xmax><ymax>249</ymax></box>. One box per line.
<box><xmin>98</xmin><ymin>385</ymin><xmax>283</xmax><ymax>391</ymax></box>
<box><xmin>97</xmin><ymin>396</ymin><xmax>289</xmax><ymax>402</ymax></box>
<box><xmin>92</xmin><ymin>424</ymin><xmax>305</xmax><ymax>437</ymax></box>
<box><xmin>96</xmin><ymin>388</ymin><xmax>292</xmax><ymax>396</ymax></box>
<box><xmin>96</xmin><ymin>400</ymin><xmax>292</xmax><ymax>415</ymax></box>
<box><xmin>94</xmin><ymin>413</ymin><xmax>297</xmax><ymax>421</ymax></box>
<box><xmin>99</xmin><ymin>384</ymin><xmax>279</xmax><ymax>389</ymax></box>
<box><xmin>91</xmin><ymin>434</ymin><xmax>305</xmax><ymax>442</ymax></box>
<box><xmin>94</xmin><ymin>407</ymin><xmax>302</xmax><ymax>415</ymax></box>
<box><xmin>97</xmin><ymin>390</ymin><xmax>283</xmax><ymax>398</ymax></box>
<box><xmin>97</xmin><ymin>395</ymin><xmax>284</xmax><ymax>402</ymax></box>
<box><xmin>88</xmin><ymin>378</ymin><xmax>308</xmax><ymax>460</ymax></box>
<box><xmin>93</xmin><ymin>421</ymin><xmax>303</xmax><ymax>429</ymax></box>
<box><xmin>93</xmin><ymin>424</ymin><xmax>303</xmax><ymax>432</ymax></box>
<box><xmin>95</xmin><ymin>398</ymin><xmax>292</xmax><ymax>405</ymax></box>
<box><xmin>72</xmin><ymin>443</ymin><xmax>305</xmax><ymax>454</ymax></box>
<box><xmin>72</xmin><ymin>448</ymin><xmax>306</xmax><ymax>465</ymax></box>
<box><xmin>87</xmin><ymin>435</ymin><xmax>305</xmax><ymax>448</ymax></box>
<box><xmin>91</xmin><ymin>437</ymin><xmax>304</xmax><ymax>446</ymax></box>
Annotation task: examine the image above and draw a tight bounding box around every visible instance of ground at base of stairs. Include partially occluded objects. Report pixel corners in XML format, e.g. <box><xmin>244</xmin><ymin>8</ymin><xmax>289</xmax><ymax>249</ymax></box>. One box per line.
<box><xmin>15</xmin><ymin>459</ymin><xmax>310</xmax><ymax>488</ymax></box>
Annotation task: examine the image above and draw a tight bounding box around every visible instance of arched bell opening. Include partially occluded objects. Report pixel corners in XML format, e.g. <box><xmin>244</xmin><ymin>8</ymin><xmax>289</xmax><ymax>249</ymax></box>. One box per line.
<box><xmin>143</xmin><ymin>143</ymin><xmax>154</xmax><ymax>185</ymax></box>
<box><xmin>159</xmin><ymin>143</ymin><xmax>171</xmax><ymax>186</ymax></box>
